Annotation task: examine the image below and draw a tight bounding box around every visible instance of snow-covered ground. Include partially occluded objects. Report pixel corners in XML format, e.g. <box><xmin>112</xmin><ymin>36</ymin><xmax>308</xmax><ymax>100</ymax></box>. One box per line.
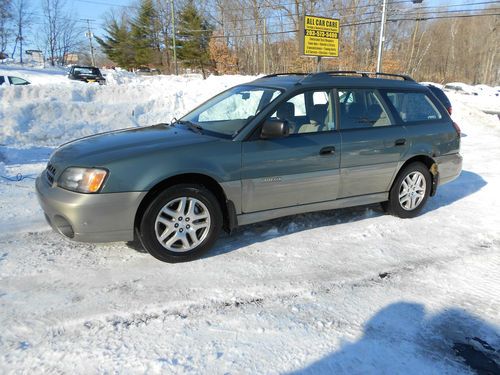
<box><xmin>0</xmin><ymin>67</ymin><xmax>499</xmax><ymax>373</ymax></box>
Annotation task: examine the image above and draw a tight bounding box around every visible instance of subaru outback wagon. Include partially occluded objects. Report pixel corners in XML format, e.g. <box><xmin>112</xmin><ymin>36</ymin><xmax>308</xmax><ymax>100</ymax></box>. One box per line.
<box><xmin>36</xmin><ymin>71</ymin><xmax>462</xmax><ymax>262</ymax></box>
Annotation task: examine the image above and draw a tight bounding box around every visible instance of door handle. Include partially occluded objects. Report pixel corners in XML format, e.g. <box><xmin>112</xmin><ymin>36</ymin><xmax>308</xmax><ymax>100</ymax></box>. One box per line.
<box><xmin>395</xmin><ymin>138</ymin><xmax>406</xmax><ymax>146</ymax></box>
<box><xmin>320</xmin><ymin>146</ymin><xmax>336</xmax><ymax>155</ymax></box>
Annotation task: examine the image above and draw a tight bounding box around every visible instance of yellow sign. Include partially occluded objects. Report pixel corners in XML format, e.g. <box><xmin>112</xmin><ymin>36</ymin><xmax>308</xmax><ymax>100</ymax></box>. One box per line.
<box><xmin>300</xmin><ymin>15</ymin><xmax>340</xmax><ymax>57</ymax></box>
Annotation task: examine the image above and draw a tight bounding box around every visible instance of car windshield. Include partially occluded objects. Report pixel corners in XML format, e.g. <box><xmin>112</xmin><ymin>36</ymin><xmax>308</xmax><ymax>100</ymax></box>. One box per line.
<box><xmin>180</xmin><ymin>85</ymin><xmax>282</xmax><ymax>137</ymax></box>
<box><xmin>74</xmin><ymin>67</ymin><xmax>100</xmax><ymax>76</ymax></box>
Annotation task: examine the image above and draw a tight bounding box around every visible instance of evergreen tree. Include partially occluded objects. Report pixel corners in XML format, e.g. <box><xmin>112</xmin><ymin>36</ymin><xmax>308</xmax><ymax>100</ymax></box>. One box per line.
<box><xmin>176</xmin><ymin>1</ymin><xmax>213</xmax><ymax>78</ymax></box>
<box><xmin>130</xmin><ymin>0</ymin><xmax>160</xmax><ymax>67</ymax></box>
<box><xmin>96</xmin><ymin>15</ymin><xmax>135</xmax><ymax>69</ymax></box>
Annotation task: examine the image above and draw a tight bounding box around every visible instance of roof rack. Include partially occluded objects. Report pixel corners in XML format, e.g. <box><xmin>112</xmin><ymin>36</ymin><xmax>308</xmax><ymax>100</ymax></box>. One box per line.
<box><xmin>313</xmin><ymin>71</ymin><xmax>415</xmax><ymax>81</ymax></box>
<box><xmin>261</xmin><ymin>73</ymin><xmax>308</xmax><ymax>78</ymax></box>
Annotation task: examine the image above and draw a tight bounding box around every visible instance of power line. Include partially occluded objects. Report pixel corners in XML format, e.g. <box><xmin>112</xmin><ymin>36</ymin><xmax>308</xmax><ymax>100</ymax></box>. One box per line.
<box><xmin>206</xmin><ymin>0</ymin><xmax>500</xmax><ymax>29</ymax></box>
<box><xmin>397</xmin><ymin>6</ymin><xmax>500</xmax><ymax>17</ymax></box>
<box><xmin>173</xmin><ymin>7</ymin><xmax>500</xmax><ymax>35</ymax></box>
<box><xmin>208</xmin><ymin>11</ymin><xmax>500</xmax><ymax>39</ymax></box>
<box><xmin>70</xmin><ymin>0</ymin><xmax>500</xmax><ymax>31</ymax></box>
<box><xmin>389</xmin><ymin>11</ymin><xmax>500</xmax><ymax>22</ymax></box>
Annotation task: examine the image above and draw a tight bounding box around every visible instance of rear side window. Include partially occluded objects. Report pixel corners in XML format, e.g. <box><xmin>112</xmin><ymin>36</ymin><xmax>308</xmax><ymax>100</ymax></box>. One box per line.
<box><xmin>0</xmin><ymin>76</ymin><xmax>4</xmax><ymax>85</ymax></box>
<box><xmin>386</xmin><ymin>92</ymin><xmax>442</xmax><ymax>122</ymax></box>
<box><xmin>338</xmin><ymin>89</ymin><xmax>392</xmax><ymax>129</ymax></box>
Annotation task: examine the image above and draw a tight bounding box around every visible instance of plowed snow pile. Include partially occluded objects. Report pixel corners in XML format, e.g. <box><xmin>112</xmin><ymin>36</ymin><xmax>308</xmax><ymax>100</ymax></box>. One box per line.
<box><xmin>0</xmin><ymin>66</ymin><xmax>499</xmax><ymax>374</ymax></box>
<box><xmin>0</xmin><ymin>66</ymin><xmax>252</xmax><ymax>145</ymax></box>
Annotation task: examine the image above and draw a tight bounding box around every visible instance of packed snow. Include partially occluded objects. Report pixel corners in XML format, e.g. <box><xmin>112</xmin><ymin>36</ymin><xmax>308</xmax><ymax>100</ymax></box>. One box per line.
<box><xmin>0</xmin><ymin>66</ymin><xmax>499</xmax><ymax>374</ymax></box>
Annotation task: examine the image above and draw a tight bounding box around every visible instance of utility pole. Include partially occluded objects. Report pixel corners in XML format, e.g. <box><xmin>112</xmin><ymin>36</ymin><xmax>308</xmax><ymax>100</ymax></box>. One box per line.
<box><xmin>170</xmin><ymin>0</ymin><xmax>178</xmax><ymax>75</ymax></box>
<box><xmin>83</xmin><ymin>19</ymin><xmax>96</xmax><ymax>66</ymax></box>
<box><xmin>376</xmin><ymin>0</ymin><xmax>387</xmax><ymax>73</ymax></box>
<box><xmin>16</xmin><ymin>23</ymin><xmax>24</xmax><ymax>64</ymax></box>
<box><xmin>377</xmin><ymin>0</ymin><xmax>423</xmax><ymax>73</ymax></box>
<box><xmin>263</xmin><ymin>19</ymin><xmax>266</xmax><ymax>74</ymax></box>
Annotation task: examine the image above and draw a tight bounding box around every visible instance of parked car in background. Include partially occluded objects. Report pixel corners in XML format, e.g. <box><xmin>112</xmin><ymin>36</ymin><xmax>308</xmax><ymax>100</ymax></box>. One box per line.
<box><xmin>136</xmin><ymin>67</ymin><xmax>161</xmax><ymax>76</ymax></box>
<box><xmin>422</xmin><ymin>83</ymin><xmax>452</xmax><ymax>115</ymax></box>
<box><xmin>0</xmin><ymin>75</ymin><xmax>30</xmax><ymax>86</ymax></box>
<box><xmin>444</xmin><ymin>82</ymin><xmax>478</xmax><ymax>96</ymax></box>
<box><xmin>68</xmin><ymin>66</ymin><xmax>106</xmax><ymax>85</ymax></box>
<box><xmin>37</xmin><ymin>71</ymin><xmax>462</xmax><ymax>263</ymax></box>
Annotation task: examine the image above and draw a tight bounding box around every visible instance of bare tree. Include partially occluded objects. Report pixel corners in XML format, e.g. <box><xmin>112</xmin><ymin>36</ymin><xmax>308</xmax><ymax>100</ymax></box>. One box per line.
<box><xmin>0</xmin><ymin>0</ymin><xmax>12</xmax><ymax>58</ymax></box>
<box><xmin>11</xmin><ymin>0</ymin><xmax>32</xmax><ymax>63</ymax></box>
<box><xmin>42</xmin><ymin>0</ymin><xmax>63</xmax><ymax>65</ymax></box>
<box><xmin>41</xmin><ymin>0</ymin><xmax>83</xmax><ymax>66</ymax></box>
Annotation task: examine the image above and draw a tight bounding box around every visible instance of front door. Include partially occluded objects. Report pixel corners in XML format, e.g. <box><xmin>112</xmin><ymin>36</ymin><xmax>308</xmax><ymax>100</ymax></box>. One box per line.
<box><xmin>241</xmin><ymin>89</ymin><xmax>341</xmax><ymax>213</ymax></box>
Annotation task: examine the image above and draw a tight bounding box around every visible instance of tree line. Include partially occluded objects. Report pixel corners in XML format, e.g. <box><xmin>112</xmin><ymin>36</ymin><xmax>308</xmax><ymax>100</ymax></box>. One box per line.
<box><xmin>0</xmin><ymin>0</ymin><xmax>498</xmax><ymax>84</ymax></box>
<box><xmin>96</xmin><ymin>0</ymin><xmax>498</xmax><ymax>84</ymax></box>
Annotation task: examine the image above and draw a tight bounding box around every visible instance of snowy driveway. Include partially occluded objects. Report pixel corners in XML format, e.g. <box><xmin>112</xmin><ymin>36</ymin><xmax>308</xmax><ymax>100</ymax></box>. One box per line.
<box><xmin>0</xmin><ymin>83</ymin><xmax>499</xmax><ymax>373</ymax></box>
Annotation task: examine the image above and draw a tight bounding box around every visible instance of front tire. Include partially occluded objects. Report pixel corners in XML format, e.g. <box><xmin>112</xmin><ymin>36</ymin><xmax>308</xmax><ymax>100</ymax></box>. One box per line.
<box><xmin>138</xmin><ymin>184</ymin><xmax>222</xmax><ymax>262</ymax></box>
<box><xmin>385</xmin><ymin>162</ymin><xmax>431</xmax><ymax>218</ymax></box>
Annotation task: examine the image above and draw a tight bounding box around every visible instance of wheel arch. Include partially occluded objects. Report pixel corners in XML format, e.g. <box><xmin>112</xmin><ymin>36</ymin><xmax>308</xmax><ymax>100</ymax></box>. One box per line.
<box><xmin>393</xmin><ymin>155</ymin><xmax>438</xmax><ymax>196</ymax></box>
<box><xmin>134</xmin><ymin>173</ymin><xmax>236</xmax><ymax>236</ymax></box>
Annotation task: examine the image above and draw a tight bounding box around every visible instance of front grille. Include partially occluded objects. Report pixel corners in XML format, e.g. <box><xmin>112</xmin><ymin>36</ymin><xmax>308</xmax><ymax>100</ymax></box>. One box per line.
<box><xmin>46</xmin><ymin>164</ymin><xmax>56</xmax><ymax>185</ymax></box>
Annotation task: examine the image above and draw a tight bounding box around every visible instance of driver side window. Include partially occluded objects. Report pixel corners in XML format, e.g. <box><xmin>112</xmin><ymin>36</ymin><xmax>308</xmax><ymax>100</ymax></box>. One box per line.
<box><xmin>269</xmin><ymin>89</ymin><xmax>336</xmax><ymax>135</ymax></box>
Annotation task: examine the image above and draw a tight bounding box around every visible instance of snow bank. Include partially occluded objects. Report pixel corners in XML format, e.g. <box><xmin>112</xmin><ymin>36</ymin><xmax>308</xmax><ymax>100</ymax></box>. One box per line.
<box><xmin>0</xmin><ymin>70</ymin><xmax>255</xmax><ymax>146</ymax></box>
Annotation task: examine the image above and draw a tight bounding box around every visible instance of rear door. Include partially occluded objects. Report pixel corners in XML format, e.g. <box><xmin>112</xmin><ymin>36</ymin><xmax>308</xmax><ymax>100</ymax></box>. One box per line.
<box><xmin>337</xmin><ymin>88</ymin><xmax>408</xmax><ymax>198</ymax></box>
<box><xmin>241</xmin><ymin>89</ymin><xmax>341</xmax><ymax>213</ymax></box>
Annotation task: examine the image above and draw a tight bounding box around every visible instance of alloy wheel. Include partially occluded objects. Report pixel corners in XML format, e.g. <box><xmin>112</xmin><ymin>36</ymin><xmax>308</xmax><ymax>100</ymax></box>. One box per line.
<box><xmin>154</xmin><ymin>197</ymin><xmax>211</xmax><ymax>252</ymax></box>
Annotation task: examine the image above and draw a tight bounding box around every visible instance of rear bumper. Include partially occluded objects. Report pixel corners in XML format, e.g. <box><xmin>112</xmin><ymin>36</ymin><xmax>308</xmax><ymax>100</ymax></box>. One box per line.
<box><xmin>436</xmin><ymin>153</ymin><xmax>462</xmax><ymax>185</ymax></box>
<box><xmin>36</xmin><ymin>175</ymin><xmax>146</xmax><ymax>243</ymax></box>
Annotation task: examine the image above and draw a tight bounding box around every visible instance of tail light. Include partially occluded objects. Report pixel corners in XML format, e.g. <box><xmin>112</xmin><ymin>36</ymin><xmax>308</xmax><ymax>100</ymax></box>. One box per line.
<box><xmin>452</xmin><ymin>122</ymin><xmax>461</xmax><ymax>136</ymax></box>
<box><xmin>447</xmin><ymin>106</ymin><xmax>452</xmax><ymax>115</ymax></box>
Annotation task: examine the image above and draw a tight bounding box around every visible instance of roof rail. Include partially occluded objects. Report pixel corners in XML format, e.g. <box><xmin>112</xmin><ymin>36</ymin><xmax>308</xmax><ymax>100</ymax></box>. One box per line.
<box><xmin>315</xmin><ymin>71</ymin><xmax>415</xmax><ymax>81</ymax></box>
<box><xmin>261</xmin><ymin>72</ymin><xmax>308</xmax><ymax>78</ymax></box>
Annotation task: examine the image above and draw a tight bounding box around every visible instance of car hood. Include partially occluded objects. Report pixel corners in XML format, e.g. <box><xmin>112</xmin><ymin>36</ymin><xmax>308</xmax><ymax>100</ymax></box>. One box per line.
<box><xmin>50</xmin><ymin>124</ymin><xmax>218</xmax><ymax>166</ymax></box>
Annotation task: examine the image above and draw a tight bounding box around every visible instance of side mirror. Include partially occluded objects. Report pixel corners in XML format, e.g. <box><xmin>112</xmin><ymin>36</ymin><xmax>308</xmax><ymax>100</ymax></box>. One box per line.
<box><xmin>261</xmin><ymin>119</ymin><xmax>289</xmax><ymax>139</ymax></box>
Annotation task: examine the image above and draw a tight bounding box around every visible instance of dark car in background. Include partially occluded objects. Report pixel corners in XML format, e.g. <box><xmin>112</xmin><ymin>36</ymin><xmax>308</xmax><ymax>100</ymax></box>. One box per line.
<box><xmin>136</xmin><ymin>67</ymin><xmax>161</xmax><ymax>76</ymax></box>
<box><xmin>422</xmin><ymin>83</ymin><xmax>452</xmax><ymax>115</ymax></box>
<box><xmin>68</xmin><ymin>66</ymin><xmax>106</xmax><ymax>85</ymax></box>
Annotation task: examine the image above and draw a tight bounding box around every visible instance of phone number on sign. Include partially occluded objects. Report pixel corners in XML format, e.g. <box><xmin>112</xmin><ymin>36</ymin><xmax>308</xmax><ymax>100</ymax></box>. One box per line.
<box><xmin>305</xmin><ymin>30</ymin><xmax>338</xmax><ymax>39</ymax></box>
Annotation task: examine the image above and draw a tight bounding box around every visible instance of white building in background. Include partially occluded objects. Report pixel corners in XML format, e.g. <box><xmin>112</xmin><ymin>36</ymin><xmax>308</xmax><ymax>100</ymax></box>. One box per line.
<box><xmin>25</xmin><ymin>50</ymin><xmax>44</xmax><ymax>65</ymax></box>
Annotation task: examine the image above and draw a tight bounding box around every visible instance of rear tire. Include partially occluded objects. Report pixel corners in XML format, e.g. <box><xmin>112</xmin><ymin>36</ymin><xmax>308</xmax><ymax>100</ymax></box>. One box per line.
<box><xmin>385</xmin><ymin>162</ymin><xmax>431</xmax><ymax>218</ymax></box>
<box><xmin>138</xmin><ymin>184</ymin><xmax>222</xmax><ymax>262</ymax></box>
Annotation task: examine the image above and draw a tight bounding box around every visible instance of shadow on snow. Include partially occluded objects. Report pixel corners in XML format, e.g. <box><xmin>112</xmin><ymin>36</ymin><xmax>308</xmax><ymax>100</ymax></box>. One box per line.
<box><xmin>288</xmin><ymin>302</ymin><xmax>499</xmax><ymax>375</ymax></box>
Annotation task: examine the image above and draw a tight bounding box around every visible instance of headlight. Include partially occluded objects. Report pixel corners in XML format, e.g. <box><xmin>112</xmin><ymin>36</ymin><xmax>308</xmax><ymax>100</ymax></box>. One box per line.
<box><xmin>58</xmin><ymin>167</ymin><xmax>108</xmax><ymax>193</ymax></box>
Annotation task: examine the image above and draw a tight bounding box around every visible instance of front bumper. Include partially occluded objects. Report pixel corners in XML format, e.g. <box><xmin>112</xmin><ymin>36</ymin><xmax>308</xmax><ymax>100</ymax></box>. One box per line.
<box><xmin>436</xmin><ymin>153</ymin><xmax>463</xmax><ymax>185</ymax></box>
<box><xmin>36</xmin><ymin>175</ymin><xmax>146</xmax><ymax>243</ymax></box>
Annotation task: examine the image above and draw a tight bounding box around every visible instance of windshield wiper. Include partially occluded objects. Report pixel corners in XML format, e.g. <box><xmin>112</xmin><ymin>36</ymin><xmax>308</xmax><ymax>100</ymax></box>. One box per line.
<box><xmin>176</xmin><ymin>120</ymin><xmax>204</xmax><ymax>134</ymax></box>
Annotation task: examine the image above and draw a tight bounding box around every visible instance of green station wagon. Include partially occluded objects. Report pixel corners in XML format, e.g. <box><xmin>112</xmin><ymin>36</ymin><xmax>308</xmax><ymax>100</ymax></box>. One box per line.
<box><xmin>36</xmin><ymin>71</ymin><xmax>462</xmax><ymax>262</ymax></box>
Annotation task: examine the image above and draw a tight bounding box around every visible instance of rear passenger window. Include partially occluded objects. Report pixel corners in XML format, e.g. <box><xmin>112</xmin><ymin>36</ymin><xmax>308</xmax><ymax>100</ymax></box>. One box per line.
<box><xmin>338</xmin><ymin>89</ymin><xmax>392</xmax><ymax>129</ymax></box>
<box><xmin>0</xmin><ymin>76</ymin><xmax>4</xmax><ymax>85</ymax></box>
<box><xmin>386</xmin><ymin>92</ymin><xmax>442</xmax><ymax>122</ymax></box>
